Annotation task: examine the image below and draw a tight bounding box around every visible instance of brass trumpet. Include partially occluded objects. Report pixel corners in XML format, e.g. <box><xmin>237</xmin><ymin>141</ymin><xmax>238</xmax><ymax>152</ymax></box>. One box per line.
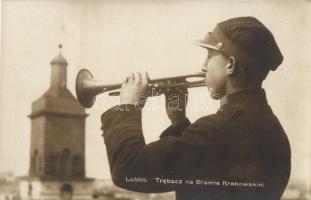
<box><xmin>76</xmin><ymin>69</ymin><xmax>206</xmax><ymax>108</ymax></box>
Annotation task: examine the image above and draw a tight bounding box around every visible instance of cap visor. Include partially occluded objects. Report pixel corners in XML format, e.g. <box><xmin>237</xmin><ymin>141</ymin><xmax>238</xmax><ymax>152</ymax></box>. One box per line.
<box><xmin>195</xmin><ymin>40</ymin><xmax>219</xmax><ymax>51</ymax></box>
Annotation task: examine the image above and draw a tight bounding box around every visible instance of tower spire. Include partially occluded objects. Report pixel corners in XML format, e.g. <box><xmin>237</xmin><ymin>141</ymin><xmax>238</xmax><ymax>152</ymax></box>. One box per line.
<box><xmin>50</xmin><ymin>44</ymin><xmax>68</xmax><ymax>89</ymax></box>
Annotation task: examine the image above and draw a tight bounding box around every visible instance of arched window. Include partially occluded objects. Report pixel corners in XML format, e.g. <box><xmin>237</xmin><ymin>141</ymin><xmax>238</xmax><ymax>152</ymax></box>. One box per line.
<box><xmin>59</xmin><ymin>148</ymin><xmax>71</xmax><ymax>176</ymax></box>
<box><xmin>60</xmin><ymin>183</ymin><xmax>73</xmax><ymax>200</ymax></box>
<box><xmin>31</xmin><ymin>150</ymin><xmax>39</xmax><ymax>175</ymax></box>
<box><xmin>72</xmin><ymin>155</ymin><xmax>83</xmax><ymax>177</ymax></box>
<box><xmin>28</xmin><ymin>183</ymin><xmax>33</xmax><ymax>197</ymax></box>
<box><xmin>38</xmin><ymin>155</ymin><xmax>42</xmax><ymax>173</ymax></box>
<box><xmin>47</xmin><ymin>153</ymin><xmax>59</xmax><ymax>175</ymax></box>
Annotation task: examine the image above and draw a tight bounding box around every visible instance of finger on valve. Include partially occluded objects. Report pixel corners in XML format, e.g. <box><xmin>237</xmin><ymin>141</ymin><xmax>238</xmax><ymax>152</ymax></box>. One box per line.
<box><xmin>134</xmin><ymin>72</ymin><xmax>142</xmax><ymax>82</ymax></box>
<box><xmin>127</xmin><ymin>73</ymin><xmax>134</xmax><ymax>82</ymax></box>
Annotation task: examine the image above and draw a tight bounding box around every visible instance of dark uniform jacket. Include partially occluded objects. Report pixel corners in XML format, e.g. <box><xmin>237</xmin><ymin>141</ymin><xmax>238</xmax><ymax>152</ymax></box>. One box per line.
<box><xmin>101</xmin><ymin>88</ymin><xmax>291</xmax><ymax>200</ymax></box>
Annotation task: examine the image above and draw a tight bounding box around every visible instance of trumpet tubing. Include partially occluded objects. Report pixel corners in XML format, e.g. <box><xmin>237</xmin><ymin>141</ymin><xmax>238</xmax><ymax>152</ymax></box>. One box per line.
<box><xmin>75</xmin><ymin>68</ymin><xmax>206</xmax><ymax>108</ymax></box>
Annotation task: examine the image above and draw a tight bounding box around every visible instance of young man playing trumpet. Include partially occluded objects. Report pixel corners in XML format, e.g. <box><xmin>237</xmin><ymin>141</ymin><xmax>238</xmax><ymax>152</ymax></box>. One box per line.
<box><xmin>100</xmin><ymin>17</ymin><xmax>291</xmax><ymax>200</ymax></box>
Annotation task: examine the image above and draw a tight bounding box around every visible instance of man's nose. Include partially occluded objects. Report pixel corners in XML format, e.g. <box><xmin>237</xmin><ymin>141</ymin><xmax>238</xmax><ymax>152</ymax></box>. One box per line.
<box><xmin>203</xmin><ymin>56</ymin><xmax>209</xmax><ymax>66</ymax></box>
<box><xmin>201</xmin><ymin>60</ymin><xmax>208</xmax><ymax>72</ymax></box>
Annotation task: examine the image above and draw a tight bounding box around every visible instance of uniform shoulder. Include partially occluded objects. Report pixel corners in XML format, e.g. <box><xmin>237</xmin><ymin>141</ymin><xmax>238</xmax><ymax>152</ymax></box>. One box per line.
<box><xmin>178</xmin><ymin>104</ymin><xmax>241</xmax><ymax>148</ymax></box>
<box><xmin>192</xmin><ymin>103</ymin><xmax>243</xmax><ymax>130</ymax></box>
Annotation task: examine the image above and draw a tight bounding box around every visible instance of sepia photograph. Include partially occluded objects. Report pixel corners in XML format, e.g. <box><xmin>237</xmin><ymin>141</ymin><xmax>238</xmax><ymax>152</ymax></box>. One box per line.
<box><xmin>0</xmin><ymin>0</ymin><xmax>310</xmax><ymax>200</ymax></box>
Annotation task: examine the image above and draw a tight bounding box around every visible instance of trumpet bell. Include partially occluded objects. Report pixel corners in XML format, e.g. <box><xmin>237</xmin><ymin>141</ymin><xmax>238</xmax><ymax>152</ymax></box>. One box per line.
<box><xmin>76</xmin><ymin>69</ymin><xmax>96</xmax><ymax>108</ymax></box>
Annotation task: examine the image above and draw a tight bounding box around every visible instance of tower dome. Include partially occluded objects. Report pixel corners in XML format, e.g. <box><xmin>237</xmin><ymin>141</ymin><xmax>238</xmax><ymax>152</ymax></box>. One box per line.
<box><xmin>50</xmin><ymin>44</ymin><xmax>68</xmax><ymax>65</ymax></box>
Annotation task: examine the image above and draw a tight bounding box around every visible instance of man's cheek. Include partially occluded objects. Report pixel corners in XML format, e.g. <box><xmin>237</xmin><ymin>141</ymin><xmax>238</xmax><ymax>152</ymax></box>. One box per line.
<box><xmin>205</xmin><ymin>73</ymin><xmax>214</xmax><ymax>88</ymax></box>
<box><xmin>206</xmin><ymin>70</ymin><xmax>218</xmax><ymax>87</ymax></box>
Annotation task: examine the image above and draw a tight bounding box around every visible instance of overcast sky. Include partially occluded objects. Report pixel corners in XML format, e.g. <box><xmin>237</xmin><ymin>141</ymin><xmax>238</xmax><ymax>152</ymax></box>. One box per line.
<box><xmin>1</xmin><ymin>0</ymin><xmax>311</xmax><ymax>189</ymax></box>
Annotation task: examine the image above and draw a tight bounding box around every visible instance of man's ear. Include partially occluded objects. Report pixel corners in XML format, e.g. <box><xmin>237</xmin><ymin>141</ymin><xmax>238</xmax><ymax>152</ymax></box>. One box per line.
<box><xmin>226</xmin><ymin>56</ymin><xmax>236</xmax><ymax>76</ymax></box>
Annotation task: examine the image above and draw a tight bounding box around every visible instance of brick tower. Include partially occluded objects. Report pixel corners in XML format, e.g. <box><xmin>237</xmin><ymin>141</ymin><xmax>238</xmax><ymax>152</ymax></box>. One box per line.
<box><xmin>19</xmin><ymin>46</ymin><xmax>94</xmax><ymax>200</ymax></box>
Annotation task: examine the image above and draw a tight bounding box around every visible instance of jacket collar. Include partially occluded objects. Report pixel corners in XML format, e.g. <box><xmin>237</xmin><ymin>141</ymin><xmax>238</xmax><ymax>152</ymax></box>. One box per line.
<box><xmin>220</xmin><ymin>88</ymin><xmax>268</xmax><ymax>107</ymax></box>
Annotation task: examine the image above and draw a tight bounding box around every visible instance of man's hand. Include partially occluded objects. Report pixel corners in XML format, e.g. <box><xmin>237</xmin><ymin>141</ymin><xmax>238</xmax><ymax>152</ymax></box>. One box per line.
<box><xmin>164</xmin><ymin>81</ymin><xmax>188</xmax><ymax>126</ymax></box>
<box><xmin>120</xmin><ymin>72</ymin><xmax>149</xmax><ymax>109</ymax></box>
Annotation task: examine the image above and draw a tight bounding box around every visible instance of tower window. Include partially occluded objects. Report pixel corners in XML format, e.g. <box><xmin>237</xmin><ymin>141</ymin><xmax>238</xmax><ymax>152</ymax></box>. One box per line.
<box><xmin>31</xmin><ymin>149</ymin><xmax>40</xmax><ymax>176</ymax></box>
<box><xmin>60</xmin><ymin>183</ymin><xmax>73</xmax><ymax>200</ymax></box>
<box><xmin>59</xmin><ymin>148</ymin><xmax>71</xmax><ymax>176</ymax></box>
<box><xmin>72</xmin><ymin>155</ymin><xmax>83</xmax><ymax>176</ymax></box>
<box><xmin>47</xmin><ymin>153</ymin><xmax>59</xmax><ymax>175</ymax></box>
